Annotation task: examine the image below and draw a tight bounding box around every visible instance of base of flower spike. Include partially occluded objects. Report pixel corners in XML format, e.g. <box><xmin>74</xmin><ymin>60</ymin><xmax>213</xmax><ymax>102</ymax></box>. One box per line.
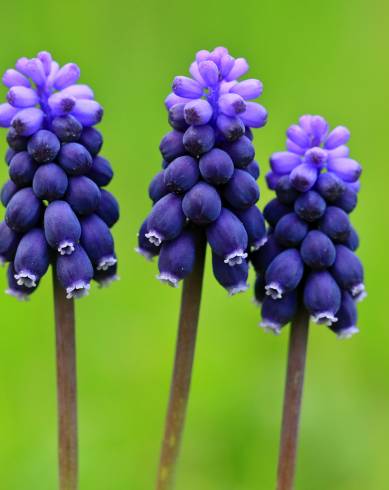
<box><xmin>311</xmin><ymin>311</ymin><xmax>338</xmax><ymax>326</ymax></box>
<box><xmin>265</xmin><ymin>281</ymin><xmax>283</xmax><ymax>300</ymax></box>
<box><xmin>58</xmin><ymin>240</ymin><xmax>76</xmax><ymax>256</ymax></box>
<box><xmin>66</xmin><ymin>280</ymin><xmax>90</xmax><ymax>299</ymax></box>
<box><xmin>145</xmin><ymin>230</ymin><xmax>163</xmax><ymax>247</ymax></box>
<box><xmin>135</xmin><ymin>247</ymin><xmax>155</xmax><ymax>261</ymax></box>
<box><xmin>336</xmin><ymin>326</ymin><xmax>359</xmax><ymax>340</ymax></box>
<box><xmin>14</xmin><ymin>270</ymin><xmax>37</xmax><ymax>288</ymax></box>
<box><xmin>224</xmin><ymin>250</ymin><xmax>248</xmax><ymax>266</ymax></box>
<box><xmin>96</xmin><ymin>255</ymin><xmax>117</xmax><ymax>271</ymax></box>
<box><xmin>5</xmin><ymin>288</ymin><xmax>30</xmax><ymax>301</ymax></box>
<box><xmin>352</xmin><ymin>283</ymin><xmax>367</xmax><ymax>302</ymax></box>
<box><xmin>251</xmin><ymin>236</ymin><xmax>268</xmax><ymax>251</ymax></box>
<box><xmin>228</xmin><ymin>282</ymin><xmax>249</xmax><ymax>296</ymax></box>
<box><xmin>157</xmin><ymin>272</ymin><xmax>179</xmax><ymax>288</ymax></box>
<box><xmin>259</xmin><ymin>320</ymin><xmax>281</xmax><ymax>335</ymax></box>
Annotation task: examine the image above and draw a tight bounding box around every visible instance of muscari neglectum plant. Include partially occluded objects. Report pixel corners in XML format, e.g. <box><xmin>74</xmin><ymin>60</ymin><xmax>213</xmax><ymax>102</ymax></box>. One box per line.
<box><xmin>250</xmin><ymin>115</ymin><xmax>365</xmax><ymax>490</ymax></box>
<box><xmin>0</xmin><ymin>51</ymin><xmax>119</xmax><ymax>490</ymax></box>
<box><xmin>137</xmin><ymin>46</ymin><xmax>268</xmax><ymax>490</ymax></box>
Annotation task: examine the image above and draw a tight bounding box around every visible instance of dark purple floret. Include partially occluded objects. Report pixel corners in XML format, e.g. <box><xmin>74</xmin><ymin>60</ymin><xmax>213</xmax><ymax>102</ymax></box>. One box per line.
<box><xmin>233</xmin><ymin>206</ymin><xmax>267</xmax><ymax>250</ymax></box>
<box><xmin>87</xmin><ymin>156</ymin><xmax>113</xmax><ymax>187</ymax></box>
<box><xmin>331</xmin><ymin>245</ymin><xmax>366</xmax><ymax>301</ymax></box>
<box><xmin>27</xmin><ymin>129</ymin><xmax>60</xmax><ymax>163</ymax></box>
<box><xmin>303</xmin><ymin>271</ymin><xmax>341</xmax><ymax>325</ymax></box>
<box><xmin>245</xmin><ymin>160</ymin><xmax>260</xmax><ymax>180</ymax></box>
<box><xmin>206</xmin><ymin>208</ymin><xmax>248</xmax><ymax>266</ymax></box>
<box><xmin>5</xmin><ymin>147</ymin><xmax>16</xmax><ymax>165</ymax></box>
<box><xmin>183</xmin><ymin>124</ymin><xmax>215</xmax><ymax>157</ymax></box>
<box><xmin>275</xmin><ymin>175</ymin><xmax>300</xmax><ymax>205</ymax></box>
<box><xmin>260</xmin><ymin>291</ymin><xmax>298</xmax><ymax>335</ymax></box>
<box><xmin>14</xmin><ymin>228</ymin><xmax>50</xmax><ymax>287</ymax></box>
<box><xmin>182</xmin><ymin>182</ymin><xmax>221</xmax><ymax>225</ymax></box>
<box><xmin>221</xmin><ymin>135</ymin><xmax>255</xmax><ymax>169</ymax></box>
<box><xmin>254</xmin><ymin>274</ymin><xmax>266</xmax><ymax>304</ymax></box>
<box><xmin>32</xmin><ymin>163</ymin><xmax>68</xmax><ymax>201</ymax></box>
<box><xmin>157</xmin><ymin>230</ymin><xmax>197</xmax><ymax>287</ymax></box>
<box><xmin>216</xmin><ymin>114</ymin><xmax>245</xmax><ymax>142</ymax></box>
<box><xmin>96</xmin><ymin>189</ymin><xmax>119</xmax><ymax>228</ymax></box>
<box><xmin>345</xmin><ymin>226</ymin><xmax>359</xmax><ymax>251</ymax></box>
<box><xmin>164</xmin><ymin>155</ymin><xmax>200</xmax><ymax>194</ymax></box>
<box><xmin>223</xmin><ymin>169</ymin><xmax>259</xmax><ymax>210</ymax></box>
<box><xmin>265</xmin><ymin>249</ymin><xmax>304</xmax><ymax>299</ymax></box>
<box><xmin>333</xmin><ymin>187</ymin><xmax>357</xmax><ymax>214</ymax></box>
<box><xmin>7</xmin><ymin>127</ymin><xmax>27</xmax><ymax>151</ymax></box>
<box><xmin>319</xmin><ymin>206</ymin><xmax>351</xmax><ymax>242</ymax></box>
<box><xmin>80</xmin><ymin>214</ymin><xmax>116</xmax><ymax>271</ymax></box>
<box><xmin>1</xmin><ymin>180</ymin><xmax>18</xmax><ymax>207</ymax></box>
<box><xmin>250</xmin><ymin>234</ymin><xmax>283</xmax><ymax>274</ymax></box>
<box><xmin>294</xmin><ymin>190</ymin><xmax>326</xmax><ymax>222</ymax></box>
<box><xmin>6</xmin><ymin>262</ymin><xmax>37</xmax><ymax>300</ymax></box>
<box><xmin>300</xmin><ymin>230</ymin><xmax>336</xmax><ymax>269</ymax></box>
<box><xmin>199</xmin><ymin>148</ymin><xmax>234</xmax><ymax>185</ymax></box>
<box><xmin>44</xmin><ymin>201</ymin><xmax>81</xmax><ymax>255</ymax></box>
<box><xmin>146</xmin><ymin>193</ymin><xmax>185</xmax><ymax>245</ymax></box>
<box><xmin>9</xmin><ymin>151</ymin><xmax>38</xmax><ymax>186</ymax></box>
<box><xmin>136</xmin><ymin>219</ymin><xmax>160</xmax><ymax>260</ymax></box>
<box><xmin>330</xmin><ymin>292</ymin><xmax>359</xmax><ymax>338</ymax></box>
<box><xmin>212</xmin><ymin>253</ymin><xmax>249</xmax><ymax>295</ymax></box>
<box><xmin>56</xmin><ymin>244</ymin><xmax>94</xmax><ymax>299</ymax></box>
<box><xmin>65</xmin><ymin>176</ymin><xmax>101</xmax><ymax>215</ymax></box>
<box><xmin>148</xmin><ymin>171</ymin><xmax>168</xmax><ymax>203</ymax></box>
<box><xmin>52</xmin><ymin>115</ymin><xmax>83</xmax><ymax>143</ymax></box>
<box><xmin>79</xmin><ymin>127</ymin><xmax>103</xmax><ymax>156</ymax></box>
<box><xmin>5</xmin><ymin>187</ymin><xmax>42</xmax><ymax>232</ymax></box>
<box><xmin>274</xmin><ymin>212</ymin><xmax>308</xmax><ymax>247</ymax></box>
<box><xmin>315</xmin><ymin>172</ymin><xmax>345</xmax><ymax>202</ymax></box>
<box><xmin>159</xmin><ymin>130</ymin><xmax>186</xmax><ymax>162</ymax></box>
<box><xmin>0</xmin><ymin>220</ymin><xmax>20</xmax><ymax>262</ymax></box>
<box><xmin>168</xmin><ymin>103</ymin><xmax>189</xmax><ymax>132</ymax></box>
<box><xmin>58</xmin><ymin>142</ymin><xmax>93</xmax><ymax>175</ymax></box>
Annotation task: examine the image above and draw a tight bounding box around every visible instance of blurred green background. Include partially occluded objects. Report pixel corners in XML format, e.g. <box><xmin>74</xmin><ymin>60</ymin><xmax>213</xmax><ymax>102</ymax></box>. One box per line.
<box><xmin>0</xmin><ymin>0</ymin><xmax>387</xmax><ymax>488</ymax></box>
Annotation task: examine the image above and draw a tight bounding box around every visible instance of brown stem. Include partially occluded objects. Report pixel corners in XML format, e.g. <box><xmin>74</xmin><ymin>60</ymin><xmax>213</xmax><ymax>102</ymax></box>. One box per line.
<box><xmin>276</xmin><ymin>308</ymin><xmax>310</xmax><ymax>490</ymax></box>
<box><xmin>156</xmin><ymin>235</ymin><xmax>206</xmax><ymax>490</ymax></box>
<box><xmin>53</xmin><ymin>269</ymin><xmax>78</xmax><ymax>490</ymax></box>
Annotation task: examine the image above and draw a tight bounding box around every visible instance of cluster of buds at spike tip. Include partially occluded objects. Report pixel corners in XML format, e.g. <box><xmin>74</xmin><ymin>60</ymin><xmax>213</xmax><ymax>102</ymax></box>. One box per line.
<box><xmin>251</xmin><ymin>115</ymin><xmax>365</xmax><ymax>338</ymax></box>
<box><xmin>136</xmin><ymin>47</ymin><xmax>268</xmax><ymax>295</ymax></box>
<box><xmin>0</xmin><ymin>51</ymin><xmax>119</xmax><ymax>300</ymax></box>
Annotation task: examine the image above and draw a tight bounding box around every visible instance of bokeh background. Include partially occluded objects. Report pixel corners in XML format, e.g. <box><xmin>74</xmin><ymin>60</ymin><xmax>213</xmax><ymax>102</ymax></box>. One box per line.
<box><xmin>0</xmin><ymin>0</ymin><xmax>387</xmax><ymax>488</ymax></box>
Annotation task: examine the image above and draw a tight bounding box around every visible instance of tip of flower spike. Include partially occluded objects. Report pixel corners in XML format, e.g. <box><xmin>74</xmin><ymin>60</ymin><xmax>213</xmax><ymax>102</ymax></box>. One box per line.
<box><xmin>5</xmin><ymin>288</ymin><xmax>30</xmax><ymax>301</ymax></box>
<box><xmin>66</xmin><ymin>280</ymin><xmax>90</xmax><ymax>299</ymax></box>
<box><xmin>134</xmin><ymin>247</ymin><xmax>155</xmax><ymax>261</ymax></box>
<box><xmin>97</xmin><ymin>274</ymin><xmax>120</xmax><ymax>288</ymax></box>
<box><xmin>227</xmin><ymin>282</ymin><xmax>249</xmax><ymax>296</ymax></box>
<box><xmin>58</xmin><ymin>240</ymin><xmax>76</xmax><ymax>256</ymax></box>
<box><xmin>336</xmin><ymin>326</ymin><xmax>359</xmax><ymax>340</ymax></box>
<box><xmin>96</xmin><ymin>255</ymin><xmax>117</xmax><ymax>271</ymax></box>
<box><xmin>312</xmin><ymin>311</ymin><xmax>338</xmax><ymax>326</ymax></box>
<box><xmin>14</xmin><ymin>271</ymin><xmax>37</xmax><ymax>288</ymax></box>
<box><xmin>251</xmin><ymin>236</ymin><xmax>268</xmax><ymax>251</ymax></box>
<box><xmin>259</xmin><ymin>320</ymin><xmax>281</xmax><ymax>335</ymax></box>
<box><xmin>145</xmin><ymin>230</ymin><xmax>163</xmax><ymax>247</ymax></box>
<box><xmin>224</xmin><ymin>250</ymin><xmax>248</xmax><ymax>266</ymax></box>
<box><xmin>264</xmin><ymin>282</ymin><xmax>283</xmax><ymax>300</ymax></box>
<box><xmin>351</xmin><ymin>283</ymin><xmax>367</xmax><ymax>302</ymax></box>
<box><xmin>157</xmin><ymin>273</ymin><xmax>179</xmax><ymax>288</ymax></box>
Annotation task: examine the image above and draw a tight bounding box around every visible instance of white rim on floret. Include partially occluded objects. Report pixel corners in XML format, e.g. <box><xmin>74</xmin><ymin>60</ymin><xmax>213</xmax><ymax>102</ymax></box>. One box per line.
<box><xmin>312</xmin><ymin>311</ymin><xmax>338</xmax><ymax>326</ymax></box>
<box><xmin>264</xmin><ymin>282</ymin><xmax>283</xmax><ymax>300</ymax></box>
<box><xmin>5</xmin><ymin>288</ymin><xmax>29</xmax><ymax>301</ymax></box>
<box><xmin>157</xmin><ymin>273</ymin><xmax>179</xmax><ymax>288</ymax></box>
<box><xmin>14</xmin><ymin>270</ymin><xmax>37</xmax><ymax>288</ymax></box>
<box><xmin>58</xmin><ymin>240</ymin><xmax>76</xmax><ymax>256</ymax></box>
<box><xmin>97</xmin><ymin>256</ymin><xmax>117</xmax><ymax>271</ymax></box>
<box><xmin>259</xmin><ymin>320</ymin><xmax>281</xmax><ymax>335</ymax></box>
<box><xmin>228</xmin><ymin>282</ymin><xmax>249</xmax><ymax>296</ymax></box>
<box><xmin>145</xmin><ymin>230</ymin><xmax>163</xmax><ymax>247</ymax></box>
<box><xmin>224</xmin><ymin>250</ymin><xmax>248</xmax><ymax>266</ymax></box>
<box><xmin>66</xmin><ymin>281</ymin><xmax>91</xmax><ymax>299</ymax></box>
<box><xmin>251</xmin><ymin>236</ymin><xmax>268</xmax><ymax>251</ymax></box>
<box><xmin>351</xmin><ymin>283</ymin><xmax>367</xmax><ymax>302</ymax></box>
<box><xmin>336</xmin><ymin>326</ymin><xmax>359</xmax><ymax>340</ymax></box>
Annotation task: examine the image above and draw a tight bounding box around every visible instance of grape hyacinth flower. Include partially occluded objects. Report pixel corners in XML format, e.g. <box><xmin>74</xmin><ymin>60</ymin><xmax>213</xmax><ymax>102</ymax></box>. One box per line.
<box><xmin>137</xmin><ymin>47</ymin><xmax>267</xmax><ymax>490</ymax></box>
<box><xmin>0</xmin><ymin>52</ymin><xmax>119</xmax><ymax>490</ymax></box>
<box><xmin>251</xmin><ymin>115</ymin><xmax>365</xmax><ymax>490</ymax></box>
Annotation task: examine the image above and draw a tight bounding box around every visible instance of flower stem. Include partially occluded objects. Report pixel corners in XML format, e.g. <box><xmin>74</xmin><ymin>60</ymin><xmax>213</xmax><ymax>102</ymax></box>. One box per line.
<box><xmin>53</xmin><ymin>269</ymin><xmax>78</xmax><ymax>490</ymax></box>
<box><xmin>276</xmin><ymin>308</ymin><xmax>310</xmax><ymax>490</ymax></box>
<box><xmin>156</xmin><ymin>234</ymin><xmax>206</xmax><ymax>490</ymax></box>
